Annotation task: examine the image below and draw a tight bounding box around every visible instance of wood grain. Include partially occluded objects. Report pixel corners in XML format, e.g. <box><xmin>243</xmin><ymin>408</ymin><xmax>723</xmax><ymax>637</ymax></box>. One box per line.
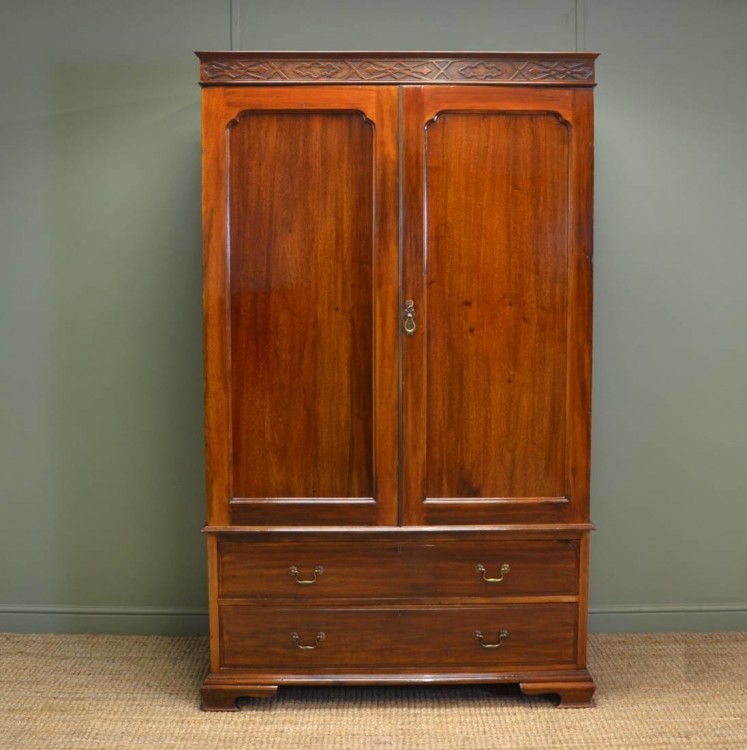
<box><xmin>200</xmin><ymin>56</ymin><xmax>596</xmax><ymax>710</ymax></box>
<box><xmin>229</xmin><ymin>110</ymin><xmax>374</xmax><ymax>499</ymax></box>
<box><xmin>219</xmin><ymin>603</ymin><xmax>578</xmax><ymax>670</ymax></box>
<box><xmin>402</xmin><ymin>86</ymin><xmax>593</xmax><ymax>527</ymax></box>
<box><xmin>202</xmin><ymin>85</ymin><xmax>399</xmax><ymax>527</ymax></box>
<box><xmin>196</xmin><ymin>51</ymin><xmax>598</xmax><ymax>86</ymax></box>
<box><xmin>199</xmin><ymin>667</ymin><xmax>595</xmax><ymax>709</ymax></box>
<box><xmin>218</xmin><ymin>538</ymin><xmax>579</xmax><ymax>599</ymax></box>
<box><xmin>424</xmin><ymin>110</ymin><xmax>569</xmax><ymax>499</ymax></box>
<box><xmin>202</xmin><ymin>86</ymin><xmax>232</xmax><ymax>527</ymax></box>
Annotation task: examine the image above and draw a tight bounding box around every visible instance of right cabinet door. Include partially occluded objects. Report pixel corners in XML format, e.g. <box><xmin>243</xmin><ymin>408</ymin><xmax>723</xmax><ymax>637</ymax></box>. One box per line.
<box><xmin>402</xmin><ymin>86</ymin><xmax>593</xmax><ymax>526</ymax></box>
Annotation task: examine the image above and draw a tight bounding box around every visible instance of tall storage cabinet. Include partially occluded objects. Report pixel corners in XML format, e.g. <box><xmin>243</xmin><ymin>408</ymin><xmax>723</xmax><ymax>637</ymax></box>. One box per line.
<box><xmin>197</xmin><ymin>52</ymin><xmax>598</xmax><ymax>710</ymax></box>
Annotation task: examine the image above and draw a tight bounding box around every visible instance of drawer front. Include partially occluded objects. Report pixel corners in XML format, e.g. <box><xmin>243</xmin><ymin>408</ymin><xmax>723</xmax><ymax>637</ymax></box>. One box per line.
<box><xmin>218</xmin><ymin>539</ymin><xmax>578</xmax><ymax>599</ymax></box>
<box><xmin>219</xmin><ymin>603</ymin><xmax>577</xmax><ymax>670</ymax></box>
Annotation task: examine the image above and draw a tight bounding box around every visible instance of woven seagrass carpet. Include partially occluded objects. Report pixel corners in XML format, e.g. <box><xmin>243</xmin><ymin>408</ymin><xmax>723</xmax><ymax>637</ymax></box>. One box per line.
<box><xmin>1</xmin><ymin>632</ymin><xmax>746</xmax><ymax>749</ymax></box>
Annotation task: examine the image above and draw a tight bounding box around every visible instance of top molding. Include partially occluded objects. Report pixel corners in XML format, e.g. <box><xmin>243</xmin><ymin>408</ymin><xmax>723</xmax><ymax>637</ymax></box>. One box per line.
<box><xmin>196</xmin><ymin>51</ymin><xmax>598</xmax><ymax>87</ymax></box>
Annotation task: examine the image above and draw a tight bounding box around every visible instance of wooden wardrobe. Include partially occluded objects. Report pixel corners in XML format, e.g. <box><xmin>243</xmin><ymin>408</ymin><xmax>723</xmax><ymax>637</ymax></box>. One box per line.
<box><xmin>197</xmin><ymin>51</ymin><xmax>597</xmax><ymax>710</ymax></box>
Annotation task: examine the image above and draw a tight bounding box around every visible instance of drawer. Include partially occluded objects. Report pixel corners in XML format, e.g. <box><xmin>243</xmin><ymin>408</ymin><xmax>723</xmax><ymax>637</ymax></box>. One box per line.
<box><xmin>219</xmin><ymin>603</ymin><xmax>577</xmax><ymax>670</ymax></box>
<box><xmin>218</xmin><ymin>538</ymin><xmax>578</xmax><ymax>599</ymax></box>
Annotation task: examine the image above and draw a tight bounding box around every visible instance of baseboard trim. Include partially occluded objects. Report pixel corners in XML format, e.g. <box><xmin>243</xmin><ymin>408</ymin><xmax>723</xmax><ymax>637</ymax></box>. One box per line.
<box><xmin>0</xmin><ymin>605</ymin><xmax>209</xmax><ymax>635</ymax></box>
<box><xmin>589</xmin><ymin>603</ymin><xmax>747</xmax><ymax>633</ymax></box>
<box><xmin>1</xmin><ymin>603</ymin><xmax>745</xmax><ymax>635</ymax></box>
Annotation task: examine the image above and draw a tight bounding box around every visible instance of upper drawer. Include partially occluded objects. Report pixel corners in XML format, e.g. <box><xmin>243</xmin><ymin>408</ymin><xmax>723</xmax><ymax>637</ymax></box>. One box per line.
<box><xmin>217</xmin><ymin>538</ymin><xmax>578</xmax><ymax>599</ymax></box>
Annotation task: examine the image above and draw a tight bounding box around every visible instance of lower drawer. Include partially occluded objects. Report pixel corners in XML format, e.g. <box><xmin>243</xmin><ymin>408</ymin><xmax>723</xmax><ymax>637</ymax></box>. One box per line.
<box><xmin>219</xmin><ymin>603</ymin><xmax>577</xmax><ymax>671</ymax></box>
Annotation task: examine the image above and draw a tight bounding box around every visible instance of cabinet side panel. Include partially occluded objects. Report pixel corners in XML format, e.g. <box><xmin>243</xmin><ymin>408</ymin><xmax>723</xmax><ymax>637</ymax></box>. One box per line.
<box><xmin>228</xmin><ymin>112</ymin><xmax>374</xmax><ymax>499</ymax></box>
<box><xmin>424</xmin><ymin>112</ymin><xmax>569</xmax><ymax>500</ymax></box>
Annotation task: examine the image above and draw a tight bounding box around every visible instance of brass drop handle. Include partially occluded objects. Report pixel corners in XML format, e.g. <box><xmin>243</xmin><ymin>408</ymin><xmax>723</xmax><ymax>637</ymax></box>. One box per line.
<box><xmin>474</xmin><ymin>629</ymin><xmax>509</xmax><ymax>648</ymax></box>
<box><xmin>403</xmin><ymin>299</ymin><xmax>416</xmax><ymax>335</ymax></box>
<box><xmin>288</xmin><ymin>565</ymin><xmax>323</xmax><ymax>585</ymax></box>
<box><xmin>290</xmin><ymin>632</ymin><xmax>325</xmax><ymax>650</ymax></box>
<box><xmin>475</xmin><ymin>563</ymin><xmax>510</xmax><ymax>583</ymax></box>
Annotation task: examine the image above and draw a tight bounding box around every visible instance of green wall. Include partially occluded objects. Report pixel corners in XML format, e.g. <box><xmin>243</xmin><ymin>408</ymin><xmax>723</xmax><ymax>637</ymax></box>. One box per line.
<box><xmin>0</xmin><ymin>0</ymin><xmax>228</xmax><ymax>634</ymax></box>
<box><xmin>1</xmin><ymin>0</ymin><xmax>745</xmax><ymax>634</ymax></box>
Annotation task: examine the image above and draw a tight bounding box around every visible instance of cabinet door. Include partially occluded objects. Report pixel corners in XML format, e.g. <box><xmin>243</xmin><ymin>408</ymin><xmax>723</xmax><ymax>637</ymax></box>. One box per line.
<box><xmin>402</xmin><ymin>86</ymin><xmax>593</xmax><ymax>526</ymax></box>
<box><xmin>202</xmin><ymin>86</ymin><xmax>399</xmax><ymax>526</ymax></box>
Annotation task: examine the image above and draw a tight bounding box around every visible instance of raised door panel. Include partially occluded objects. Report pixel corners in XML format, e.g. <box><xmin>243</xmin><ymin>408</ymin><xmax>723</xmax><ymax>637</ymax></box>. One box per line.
<box><xmin>424</xmin><ymin>110</ymin><xmax>568</xmax><ymax>500</ymax></box>
<box><xmin>229</xmin><ymin>111</ymin><xmax>374</xmax><ymax>499</ymax></box>
<box><xmin>402</xmin><ymin>87</ymin><xmax>593</xmax><ymax>525</ymax></box>
<box><xmin>202</xmin><ymin>86</ymin><xmax>399</xmax><ymax>526</ymax></box>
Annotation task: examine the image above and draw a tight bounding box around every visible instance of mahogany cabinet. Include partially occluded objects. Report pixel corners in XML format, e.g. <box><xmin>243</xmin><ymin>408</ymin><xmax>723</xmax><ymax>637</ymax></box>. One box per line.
<box><xmin>197</xmin><ymin>52</ymin><xmax>597</xmax><ymax>710</ymax></box>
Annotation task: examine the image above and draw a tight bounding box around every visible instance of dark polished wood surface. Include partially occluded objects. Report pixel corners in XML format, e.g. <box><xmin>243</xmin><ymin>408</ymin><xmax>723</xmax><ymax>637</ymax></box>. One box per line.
<box><xmin>203</xmin><ymin>86</ymin><xmax>399</xmax><ymax>527</ymax></box>
<box><xmin>229</xmin><ymin>111</ymin><xmax>374</xmax><ymax>500</ymax></box>
<box><xmin>201</xmin><ymin>669</ymin><xmax>595</xmax><ymax>710</ymax></box>
<box><xmin>219</xmin><ymin>603</ymin><xmax>577</xmax><ymax>669</ymax></box>
<box><xmin>218</xmin><ymin>538</ymin><xmax>579</xmax><ymax>599</ymax></box>
<box><xmin>423</xmin><ymin>109</ymin><xmax>569</xmax><ymax>500</ymax></box>
<box><xmin>402</xmin><ymin>86</ymin><xmax>593</xmax><ymax>527</ymax></box>
<box><xmin>196</xmin><ymin>51</ymin><xmax>597</xmax><ymax>86</ymax></box>
<box><xmin>200</xmin><ymin>53</ymin><xmax>596</xmax><ymax>710</ymax></box>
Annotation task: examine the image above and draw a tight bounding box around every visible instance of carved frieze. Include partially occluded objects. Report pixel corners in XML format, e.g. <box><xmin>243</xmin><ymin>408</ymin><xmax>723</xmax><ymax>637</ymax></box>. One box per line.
<box><xmin>199</xmin><ymin>54</ymin><xmax>596</xmax><ymax>86</ymax></box>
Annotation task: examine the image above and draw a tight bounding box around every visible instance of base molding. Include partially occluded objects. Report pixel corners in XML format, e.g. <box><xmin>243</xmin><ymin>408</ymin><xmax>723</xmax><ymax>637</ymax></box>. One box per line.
<box><xmin>200</xmin><ymin>669</ymin><xmax>595</xmax><ymax>711</ymax></box>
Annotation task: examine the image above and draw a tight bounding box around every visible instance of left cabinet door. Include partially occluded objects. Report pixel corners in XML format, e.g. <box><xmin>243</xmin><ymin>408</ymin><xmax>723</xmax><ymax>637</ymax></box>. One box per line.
<box><xmin>202</xmin><ymin>86</ymin><xmax>399</xmax><ymax>527</ymax></box>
